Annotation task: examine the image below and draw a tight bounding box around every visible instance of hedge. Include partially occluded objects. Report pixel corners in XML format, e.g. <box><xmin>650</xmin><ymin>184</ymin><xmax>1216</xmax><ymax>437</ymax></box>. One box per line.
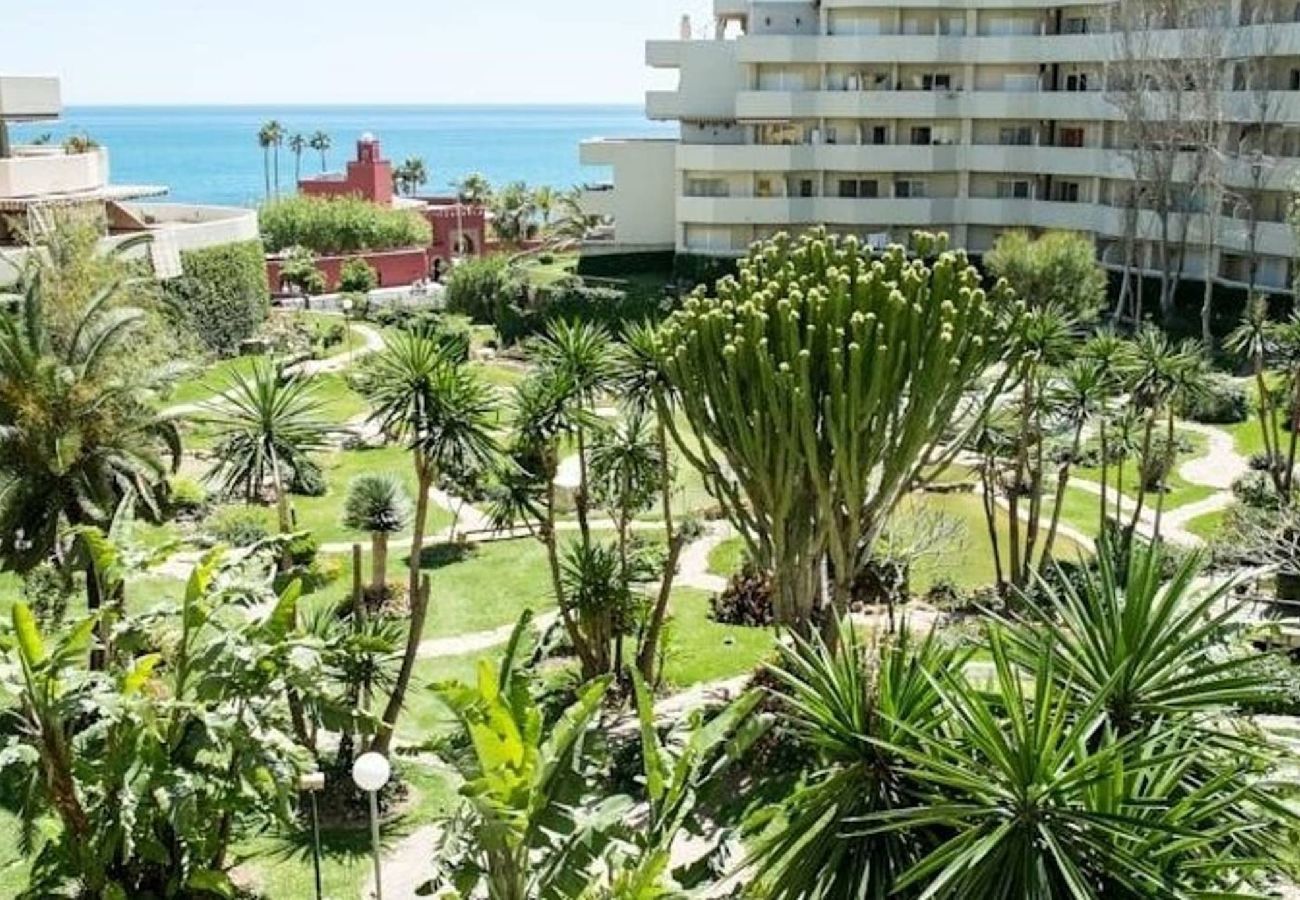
<box><xmin>165</xmin><ymin>240</ymin><xmax>270</xmax><ymax>356</ymax></box>
<box><xmin>260</xmin><ymin>195</ymin><xmax>432</xmax><ymax>255</ymax></box>
<box><xmin>498</xmin><ymin>279</ymin><xmax>673</xmax><ymax>344</ymax></box>
<box><xmin>576</xmin><ymin>250</ymin><xmax>676</xmax><ymax>278</ymax></box>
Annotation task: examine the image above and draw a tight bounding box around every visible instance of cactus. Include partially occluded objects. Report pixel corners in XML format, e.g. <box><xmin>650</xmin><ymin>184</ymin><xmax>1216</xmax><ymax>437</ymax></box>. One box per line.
<box><xmin>656</xmin><ymin>229</ymin><xmax>1023</xmax><ymax>634</ymax></box>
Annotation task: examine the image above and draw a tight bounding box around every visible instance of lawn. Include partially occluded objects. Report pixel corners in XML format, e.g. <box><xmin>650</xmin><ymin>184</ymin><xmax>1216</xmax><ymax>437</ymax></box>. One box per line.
<box><xmin>660</xmin><ymin>587</ymin><xmax>776</xmax><ymax>687</ymax></box>
<box><xmin>704</xmin><ymin>491</ymin><xmax>1089</xmax><ymax>594</ymax></box>
<box><xmin>1073</xmin><ymin>428</ymin><xmax>1216</xmax><ymax>511</ymax></box>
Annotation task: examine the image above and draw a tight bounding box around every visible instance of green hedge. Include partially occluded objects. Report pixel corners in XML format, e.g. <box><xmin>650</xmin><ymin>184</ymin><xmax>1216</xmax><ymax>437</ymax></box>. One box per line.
<box><xmin>576</xmin><ymin>250</ymin><xmax>676</xmax><ymax>278</ymax></box>
<box><xmin>498</xmin><ymin>279</ymin><xmax>673</xmax><ymax>344</ymax></box>
<box><xmin>165</xmin><ymin>240</ymin><xmax>270</xmax><ymax>356</ymax></box>
<box><xmin>260</xmin><ymin>195</ymin><xmax>432</xmax><ymax>255</ymax></box>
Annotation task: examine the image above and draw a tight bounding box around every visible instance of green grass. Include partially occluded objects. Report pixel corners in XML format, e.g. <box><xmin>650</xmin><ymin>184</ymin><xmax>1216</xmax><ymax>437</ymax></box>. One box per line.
<box><xmin>414</xmin><ymin>537</ymin><xmax>557</xmax><ymax>639</ymax></box>
<box><xmin>708</xmin><ymin>537</ymin><xmax>747</xmax><ymax>578</ymax></box>
<box><xmin>704</xmin><ymin>492</ymin><xmax>1088</xmax><ymax>594</ymax></box>
<box><xmin>661</xmin><ymin>588</ymin><xmax>775</xmax><ymax>687</ymax></box>
<box><xmin>1184</xmin><ymin>507</ymin><xmax>1229</xmax><ymax>542</ymax></box>
<box><xmin>1074</xmin><ymin>428</ymin><xmax>1216</xmax><ymax>512</ymax></box>
<box><xmin>168</xmin><ymin>354</ymin><xmax>261</xmax><ymax>407</ymax></box>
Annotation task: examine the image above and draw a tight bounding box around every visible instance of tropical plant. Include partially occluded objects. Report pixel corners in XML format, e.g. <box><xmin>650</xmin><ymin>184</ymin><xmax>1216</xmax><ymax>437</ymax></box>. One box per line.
<box><xmin>257</xmin><ymin>119</ymin><xmax>284</xmax><ymax>198</ymax></box>
<box><xmin>308</xmin><ymin>130</ymin><xmax>332</xmax><ymax>172</ymax></box>
<box><xmin>746</xmin><ymin>621</ymin><xmax>968</xmax><ymax>899</ymax></box>
<box><xmin>277</xmin><ymin>245</ymin><xmax>326</xmax><ymax>295</ymax></box>
<box><xmin>0</xmin><ymin>549</ymin><xmax>320</xmax><ymax>897</ymax></box>
<box><xmin>356</xmin><ymin>330</ymin><xmax>498</xmax><ymax>752</ymax></box>
<box><xmin>341</xmin><ymin>473</ymin><xmax>412</xmax><ymax>596</ymax></box>
<box><xmin>455</xmin><ymin>172</ymin><xmax>493</xmax><ymax>206</ymax></box>
<box><xmin>199</xmin><ymin>358</ymin><xmax>333</xmax><ymax>535</ymax></box>
<box><xmin>656</xmin><ymin>230</ymin><xmax>1022</xmax><ymax>634</ymax></box>
<box><xmin>0</xmin><ymin>260</ymin><xmax>181</xmax><ymax>623</ymax></box>
<box><xmin>395</xmin><ymin>156</ymin><xmax>428</xmax><ymax>196</ymax></box>
<box><xmin>491</xmin><ymin>181</ymin><xmax>538</xmax><ymax>245</ymax></box>
<box><xmin>288</xmin><ymin>132</ymin><xmax>307</xmax><ymax>183</ymax></box>
<box><xmin>424</xmin><ymin>613</ymin><xmax>618</xmax><ymax>899</ymax></box>
<box><xmin>533</xmin><ymin>185</ymin><xmax>558</xmax><ymax>227</ymax></box>
<box><xmin>1270</xmin><ymin>311</ymin><xmax>1300</xmax><ymax>499</ymax></box>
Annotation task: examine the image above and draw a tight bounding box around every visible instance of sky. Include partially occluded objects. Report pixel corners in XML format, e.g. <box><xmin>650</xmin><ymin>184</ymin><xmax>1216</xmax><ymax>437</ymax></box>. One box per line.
<box><xmin>2</xmin><ymin>0</ymin><xmax>715</xmax><ymax>105</ymax></box>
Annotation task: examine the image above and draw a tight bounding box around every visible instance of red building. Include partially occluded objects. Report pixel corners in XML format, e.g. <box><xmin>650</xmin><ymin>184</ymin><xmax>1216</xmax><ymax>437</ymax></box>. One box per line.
<box><xmin>271</xmin><ymin>135</ymin><xmax>487</xmax><ymax>293</ymax></box>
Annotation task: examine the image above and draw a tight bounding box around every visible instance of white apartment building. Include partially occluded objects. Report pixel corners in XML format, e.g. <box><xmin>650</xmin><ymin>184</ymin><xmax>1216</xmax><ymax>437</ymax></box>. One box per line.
<box><xmin>0</xmin><ymin>76</ymin><xmax>259</xmax><ymax>285</ymax></box>
<box><xmin>581</xmin><ymin>0</ymin><xmax>1300</xmax><ymax>293</ymax></box>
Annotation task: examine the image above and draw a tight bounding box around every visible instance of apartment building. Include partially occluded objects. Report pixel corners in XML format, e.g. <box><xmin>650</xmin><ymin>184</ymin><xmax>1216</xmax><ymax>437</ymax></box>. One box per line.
<box><xmin>581</xmin><ymin>0</ymin><xmax>1300</xmax><ymax>293</ymax></box>
<box><xmin>0</xmin><ymin>76</ymin><xmax>258</xmax><ymax>285</ymax></box>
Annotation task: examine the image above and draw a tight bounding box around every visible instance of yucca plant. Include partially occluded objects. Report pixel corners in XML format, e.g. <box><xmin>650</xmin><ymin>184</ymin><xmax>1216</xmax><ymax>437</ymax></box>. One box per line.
<box><xmin>341</xmin><ymin>472</ymin><xmax>412</xmax><ymax>595</ymax></box>
<box><xmin>745</xmin><ymin>621</ymin><xmax>968</xmax><ymax>899</ymax></box>
<box><xmin>655</xmin><ymin>229</ymin><xmax>1023</xmax><ymax>634</ymax></box>
<box><xmin>1001</xmin><ymin>537</ymin><xmax>1271</xmax><ymax>734</ymax></box>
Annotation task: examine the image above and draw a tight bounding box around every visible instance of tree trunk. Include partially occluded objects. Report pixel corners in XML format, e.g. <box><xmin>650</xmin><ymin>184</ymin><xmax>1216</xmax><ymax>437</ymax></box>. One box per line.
<box><xmin>1152</xmin><ymin>410</ymin><xmax>1177</xmax><ymax>542</ymax></box>
<box><xmin>1098</xmin><ymin>421</ymin><xmax>1110</xmax><ymax>538</ymax></box>
<box><xmin>371</xmin><ymin>531</ymin><xmax>388</xmax><ymax>595</ymax></box>
<box><xmin>1040</xmin><ymin>424</ymin><xmax>1084</xmax><ymax>568</ymax></box>
<box><xmin>636</xmin><ymin>420</ymin><xmax>682</xmax><ymax>682</ymax></box>
<box><xmin>980</xmin><ymin>463</ymin><xmax>1005</xmax><ymax>591</ymax></box>
<box><xmin>1128</xmin><ymin>414</ymin><xmax>1158</xmax><ymax>535</ymax></box>
<box><xmin>371</xmin><ymin>458</ymin><xmax>433</xmax><ymax>755</ymax></box>
<box><xmin>574</xmin><ymin>426</ymin><xmax>592</xmax><ymax>546</ymax></box>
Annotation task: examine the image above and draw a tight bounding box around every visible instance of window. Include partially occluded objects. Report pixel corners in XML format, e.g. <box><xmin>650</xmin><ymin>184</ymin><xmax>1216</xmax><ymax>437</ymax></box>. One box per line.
<box><xmin>838</xmin><ymin>179</ymin><xmax>859</xmax><ymax>198</ymax></box>
<box><xmin>756</xmin><ymin>177</ymin><xmax>776</xmax><ymax>198</ymax></box>
<box><xmin>996</xmin><ymin>180</ymin><xmax>1032</xmax><ymax>199</ymax></box>
<box><xmin>797</xmin><ymin>178</ymin><xmax>815</xmax><ymax>198</ymax></box>
<box><xmin>1291</xmin><ymin>69</ymin><xmax>1300</xmax><ymax>90</ymax></box>
<box><xmin>1065</xmin><ymin>72</ymin><xmax>1090</xmax><ymax>92</ymax></box>
<box><xmin>869</xmin><ymin>125</ymin><xmax>888</xmax><ymax>145</ymax></box>
<box><xmin>1059</xmin><ymin>127</ymin><xmax>1085</xmax><ymax>148</ymax></box>
<box><xmin>895</xmin><ymin>179</ymin><xmax>928</xmax><ymax>199</ymax></box>
<box><xmin>1063</xmin><ymin>17</ymin><xmax>1090</xmax><ymax>34</ymax></box>
<box><xmin>687</xmin><ymin>178</ymin><xmax>729</xmax><ymax>198</ymax></box>
<box><xmin>922</xmin><ymin>73</ymin><xmax>953</xmax><ymax>91</ymax></box>
<box><xmin>1053</xmin><ymin>181</ymin><xmax>1082</xmax><ymax>203</ymax></box>
<box><xmin>910</xmin><ymin>126</ymin><xmax>932</xmax><ymax>145</ymax></box>
<box><xmin>999</xmin><ymin>126</ymin><xmax>1034</xmax><ymax>146</ymax></box>
<box><xmin>860</xmin><ymin>179</ymin><xmax>880</xmax><ymax>199</ymax></box>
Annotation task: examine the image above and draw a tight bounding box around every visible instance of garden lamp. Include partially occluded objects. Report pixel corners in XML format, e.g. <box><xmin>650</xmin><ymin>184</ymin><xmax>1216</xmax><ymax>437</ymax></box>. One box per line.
<box><xmin>352</xmin><ymin>752</ymin><xmax>392</xmax><ymax>900</ymax></box>
<box><xmin>297</xmin><ymin>771</ymin><xmax>326</xmax><ymax>900</ymax></box>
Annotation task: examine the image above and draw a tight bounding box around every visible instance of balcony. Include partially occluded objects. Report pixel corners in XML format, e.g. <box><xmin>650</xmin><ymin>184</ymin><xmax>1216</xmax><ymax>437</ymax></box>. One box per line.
<box><xmin>0</xmin><ymin>146</ymin><xmax>109</xmax><ymax>198</ymax></box>
<box><xmin>734</xmin><ymin>88</ymin><xmax>1114</xmax><ymax>120</ymax></box>
<box><xmin>0</xmin><ymin>76</ymin><xmax>60</xmax><ymax>120</ymax></box>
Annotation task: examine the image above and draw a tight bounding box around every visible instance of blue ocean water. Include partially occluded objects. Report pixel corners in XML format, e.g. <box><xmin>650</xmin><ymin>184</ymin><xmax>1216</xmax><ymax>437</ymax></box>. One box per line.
<box><xmin>10</xmin><ymin>105</ymin><xmax>671</xmax><ymax>208</ymax></box>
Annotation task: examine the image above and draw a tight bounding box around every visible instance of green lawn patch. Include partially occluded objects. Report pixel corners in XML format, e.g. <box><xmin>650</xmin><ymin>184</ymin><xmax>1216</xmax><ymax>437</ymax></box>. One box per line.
<box><xmin>661</xmin><ymin>588</ymin><xmax>775</xmax><ymax>688</ymax></box>
<box><xmin>708</xmin><ymin>537</ymin><xmax>747</xmax><ymax>578</ymax></box>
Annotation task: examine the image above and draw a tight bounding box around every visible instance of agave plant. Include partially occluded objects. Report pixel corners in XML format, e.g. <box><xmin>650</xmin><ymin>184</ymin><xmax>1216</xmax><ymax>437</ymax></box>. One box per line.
<box><xmin>341</xmin><ymin>472</ymin><xmax>412</xmax><ymax>595</ymax></box>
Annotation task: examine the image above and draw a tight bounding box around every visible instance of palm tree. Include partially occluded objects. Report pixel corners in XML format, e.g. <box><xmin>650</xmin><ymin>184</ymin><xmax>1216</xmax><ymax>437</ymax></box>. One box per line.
<box><xmin>491</xmin><ymin>181</ymin><xmax>537</xmax><ymax>245</ymax></box>
<box><xmin>0</xmin><ymin>264</ymin><xmax>181</xmax><ymax>665</ymax></box>
<box><xmin>1270</xmin><ymin>312</ymin><xmax>1300</xmax><ymax>498</ymax></box>
<box><xmin>263</xmin><ymin>119</ymin><xmax>285</xmax><ymax>197</ymax></box>
<box><xmin>1038</xmin><ymin>357</ymin><xmax>1106</xmax><ymax>564</ymax></box>
<box><xmin>454</xmin><ymin>172</ymin><xmax>492</xmax><ymax>206</ymax></box>
<box><xmin>199</xmin><ymin>359</ymin><xmax>333</xmax><ymax>536</ymax></box>
<box><xmin>1227</xmin><ymin>297</ymin><xmax>1283</xmax><ymax>496</ymax></box>
<box><xmin>257</xmin><ymin>123</ymin><xmax>277</xmax><ymax>199</ymax></box>
<box><xmin>288</xmin><ymin>132</ymin><xmax>307</xmax><ymax>184</ymax></box>
<box><xmin>357</xmin><ymin>331</ymin><xmax>498</xmax><ymax>753</ymax></box>
<box><xmin>397</xmin><ymin>157</ymin><xmax>427</xmax><ymax>197</ymax></box>
<box><xmin>1081</xmin><ymin>328</ymin><xmax>1131</xmax><ymax>535</ymax></box>
<box><xmin>342</xmin><ymin>473</ymin><xmax>412</xmax><ymax>597</ymax></box>
<box><xmin>532</xmin><ymin>185</ymin><xmax>558</xmax><ymax>228</ymax></box>
<box><xmin>308</xmin><ymin>130</ymin><xmax>332</xmax><ymax>172</ymax></box>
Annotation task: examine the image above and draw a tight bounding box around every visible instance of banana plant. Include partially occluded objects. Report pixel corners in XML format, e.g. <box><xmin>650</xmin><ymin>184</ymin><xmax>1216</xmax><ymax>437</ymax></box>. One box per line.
<box><xmin>426</xmin><ymin>612</ymin><xmax>622</xmax><ymax>900</ymax></box>
<box><xmin>655</xmin><ymin>229</ymin><xmax>1024</xmax><ymax>634</ymax></box>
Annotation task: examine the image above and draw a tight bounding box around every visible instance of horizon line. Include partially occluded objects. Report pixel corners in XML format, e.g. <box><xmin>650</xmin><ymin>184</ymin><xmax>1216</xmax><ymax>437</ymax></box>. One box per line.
<box><xmin>59</xmin><ymin>99</ymin><xmax>650</xmax><ymax>109</ymax></box>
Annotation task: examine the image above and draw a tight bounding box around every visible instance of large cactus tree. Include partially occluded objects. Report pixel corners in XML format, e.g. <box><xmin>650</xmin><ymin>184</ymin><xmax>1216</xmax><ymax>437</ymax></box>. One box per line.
<box><xmin>655</xmin><ymin>230</ymin><xmax>1023</xmax><ymax>634</ymax></box>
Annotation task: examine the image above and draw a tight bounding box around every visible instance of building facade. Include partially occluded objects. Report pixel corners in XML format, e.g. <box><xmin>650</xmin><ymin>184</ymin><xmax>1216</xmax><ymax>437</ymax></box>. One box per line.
<box><xmin>285</xmin><ymin>135</ymin><xmax>486</xmax><ymax>292</ymax></box>
<box><xmin>0</xmin><ymin>76</ymin><xmax>259</xmax><ymax>284</ymax></box>
<box><xmin>582</xmin><ymin>0</ymin><xmax>1300</xmax><ymax>293</ymax></box>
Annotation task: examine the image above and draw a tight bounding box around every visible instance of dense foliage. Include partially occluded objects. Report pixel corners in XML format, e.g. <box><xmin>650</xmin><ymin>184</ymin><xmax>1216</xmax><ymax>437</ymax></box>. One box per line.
<box><xmin>259</xmin><ymin>195</ymin><xmax>432</xmax><ymax>255</ymax></box>
<box><xmin>986</xmin><ymin>229</ymin><xmax>1108</xmax><ymax>320</ymax></box>
<box><xmin>166</xmin><ymin>240</ymin><xmax>271</xmax><ymax>356</ymax></box>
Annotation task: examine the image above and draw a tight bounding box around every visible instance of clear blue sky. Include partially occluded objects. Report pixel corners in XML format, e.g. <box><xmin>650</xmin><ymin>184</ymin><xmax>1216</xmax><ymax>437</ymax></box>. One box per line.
<box><xmin>3</xmin><ymin>0</ymin><xmax>713</xmax><ymax>105</ymax></box>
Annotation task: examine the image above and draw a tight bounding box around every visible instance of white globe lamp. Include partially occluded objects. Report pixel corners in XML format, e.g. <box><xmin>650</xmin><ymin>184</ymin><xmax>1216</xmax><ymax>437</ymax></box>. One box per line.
<box><xmin>352</xmin><ymin>752</ymin><xmax>392</xmax><ymax>899</ymax></box>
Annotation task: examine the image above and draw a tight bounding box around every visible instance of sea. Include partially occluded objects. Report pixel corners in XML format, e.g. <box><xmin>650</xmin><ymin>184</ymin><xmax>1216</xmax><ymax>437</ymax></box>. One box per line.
<box><xmin>9</xmin><ymin>105</ymin><xmax>672</xmax><ymax>208</ymax></box>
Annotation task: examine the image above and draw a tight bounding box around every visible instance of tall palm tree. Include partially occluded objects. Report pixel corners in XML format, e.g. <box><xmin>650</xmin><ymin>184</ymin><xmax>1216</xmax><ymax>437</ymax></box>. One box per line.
<box><xmin>288</xmin><ymin>132</ymin><xmax>307</xmax><ymax>184</ymax></box>
<box><xmin>257</xmin><ymin>123</ymin><xmax>277</xmax><ymax>199</ymax></box>
<box><xmin>490</xmin><ymin>181</ymin><xmax>538</xmax><ymax>245</ymax></box>
<box><xmin>308</xmin><ymin>130</ymin><xmax>332</xmax><ymax>172</ymax></box>
<box><xmin>264</xmin><ymin>119</ymin><xmax>285</xmax><ymax>197</ymax></box>
<box><xmin>0</xmin><ymin>266</ymin><xmax>181</xmax><ymax>663</ymax></box>
<box><xmin>358</xmin><ymin>332</ymin><xmax>498</xmax><ymax>753</ymax></box>
<box><xmin>1081</xmin><ymin>328</ymin><xmax>1131</xmax><ymax>535</ymax></box>
<box><xmin>1226</xmin><ymin>297</ymin><xmax>1282</xmax><ymax>495</ymax></box>
<box><xmin>1039</xmin><ymin>357</ymin><xmax>1106</xmax><ymax>564</ymax></box>
<box><xmin>199</xmin><ymin>359</ymin><xmax>333</xmax><ymax>535</ymax></box>
<box><xmin>397</xmin><ymin>157</ymin><xmax>428</xmax><ymax>197</ymax></box>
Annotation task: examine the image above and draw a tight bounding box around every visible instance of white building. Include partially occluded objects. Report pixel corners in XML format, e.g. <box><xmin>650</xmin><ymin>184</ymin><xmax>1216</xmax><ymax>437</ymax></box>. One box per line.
<box><xmin>0</xmin><ymin>76</ymin><xmax>259</xmax><ymax>284</ymax></box>
<box><xmin>582</xmin><ymin>0</ymin><xmax>1300</xmax><ymax>293</ymax></box>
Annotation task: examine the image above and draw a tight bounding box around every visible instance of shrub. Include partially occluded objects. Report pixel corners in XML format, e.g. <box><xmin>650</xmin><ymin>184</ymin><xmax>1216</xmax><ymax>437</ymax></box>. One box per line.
<box><xmin>165</xmin><ymin>240</ymin><xmax>270</xmax><ymax>356</ymax></box>
<box><xmin>207</xmin><ymin>505</ymin><xmax>270</xmax><ymax>547</ymax></box>
<box><xmin>445</xmin><ymin>255</ymin><xmax>521</xmax><ymax>324</ymax></box>
<box><xmin>260</xmin><ymin>195</ymin><xmax>432</xmax><ymax>254</ymax></box>
<box><xmin>22</xmin><ymin>562</ymin><xmax>72</xmax><ymax>627</ymax></box>
<box><xmin>1182</xmin><ymin>374</ymin><xmax>1248</xmax><ymax>424</ymax></box>
<box><xmin>167</xmin><ymin>475</ymin><xmax>208</xmax><ymax>518</ymax></box>
<box><xmin>1233</xmin><ymin>470</ymin><xmax>1281</xmax><ymax>509</ymax></box>
<box><xmin>290</xmin><ymin>458</ymin><xmax>329</xmax><ymax>497</ymax></box>
<box><xmin>338</xmin><ymin>257</ymin><xmax>379</xmax><ymax>293</ymax></box>
<box><xmin>710</xmin><ymin>562</ymin><xmax>774</xmax><ymax>627</ymax></box>
<box><xmin>285</xmin><ymin>532</ymin><xmax>321</xmax><ymax>567</ymax></box>
<box><xmin>1139</xmin><ymin>433</ymin><xmax>1192</xmax><ymax>491</ymax></box>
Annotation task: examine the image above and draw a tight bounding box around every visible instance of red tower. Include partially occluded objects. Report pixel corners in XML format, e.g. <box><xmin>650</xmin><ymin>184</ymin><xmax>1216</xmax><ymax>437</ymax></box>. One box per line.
<box><xmin>299</xmin><ymin>134</ymin><xmax>393</xmax><ymax>205</ymax></box>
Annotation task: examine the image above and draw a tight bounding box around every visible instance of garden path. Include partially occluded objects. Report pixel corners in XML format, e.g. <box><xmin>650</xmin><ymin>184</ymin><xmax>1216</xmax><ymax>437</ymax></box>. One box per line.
<box><xmin>291</xmin><ymin>322</ymin><xmax>383</xmax><ymax>376</ymax></box>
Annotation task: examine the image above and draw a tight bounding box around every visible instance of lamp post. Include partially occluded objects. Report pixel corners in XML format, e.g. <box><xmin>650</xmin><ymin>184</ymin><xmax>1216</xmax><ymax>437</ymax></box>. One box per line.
<box><xmin>298</xmin><ymin>771</ymin><xmax>326</xmax><ymax>900</ymax></box>
<box><xmin>352</xmin><ymin>752</ymin><xmax>391</xmax><ymax>900</ymax></box>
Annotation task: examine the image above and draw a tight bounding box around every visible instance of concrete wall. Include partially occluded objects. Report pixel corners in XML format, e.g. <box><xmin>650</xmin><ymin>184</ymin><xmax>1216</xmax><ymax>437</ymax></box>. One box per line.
<box><xmin>266</xmin><ymin>247</ymin><xmax>430</xmax><ymax>294</ymax></box>
<box><xmin>581</xmin><ymin>139</ymin><xmax>679</xmax><ymax>247</ymax></box>
<box><xmin>0</xmin><ymin>147</ymin><xmax>107</xmax><ymax>197</ymax></box>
